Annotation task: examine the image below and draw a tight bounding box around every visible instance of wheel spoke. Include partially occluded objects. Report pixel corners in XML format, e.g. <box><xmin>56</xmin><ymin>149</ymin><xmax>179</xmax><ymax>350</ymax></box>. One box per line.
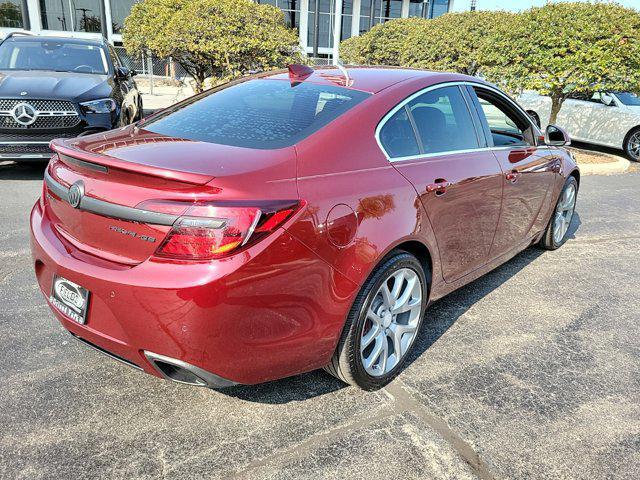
<box><xmin>390</xmin><ymin>271</ymin><xmax>404</xmax><ymax>301</ymax></box>
<box><xmin>392</xmin><ymin>274</ymin><xmax>417</xmax><ymax>314</ymax></box>
<box><xmin>380</xmin><ymin>283</ymin><xmax>394</xmax><ymax>308</ymax></box>
<box><xmin>363</xmin><ymin>334</ymin><xmax>384</xmax><ymax>369</ymax></box>
<box><xmin>394</xmin><ymin>296</ymin><xmax>421</xmax><ymax>315</ymax></box>
<box><xmin>361</xmin><ymin>322</ymin><xmax>381</xmax><ymax>351</ymax></box>
<box><xmin>379</xmin><ymin>337</ymin><xmax>389</xmax><ymax>373</ymax></box>
<box><xmin>367</xmin><ymin>308</ymin><xmax>384</xmax><ymax>327</ymax></box>
<box><xmin>564</xmin><ymin>186</ymin><xmax>575</xmax><ymax>209</ymax></box>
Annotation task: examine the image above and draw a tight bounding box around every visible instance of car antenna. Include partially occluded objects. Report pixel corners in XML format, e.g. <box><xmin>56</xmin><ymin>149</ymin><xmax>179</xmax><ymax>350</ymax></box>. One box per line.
<box><xmin>334</xmin><ymin>60</ymin><xmax>353</xmax><ymax>87</ymax></box>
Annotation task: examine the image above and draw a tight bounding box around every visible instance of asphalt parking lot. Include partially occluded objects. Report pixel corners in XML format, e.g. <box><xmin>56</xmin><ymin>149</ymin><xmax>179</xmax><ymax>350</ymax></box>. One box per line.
<box><xmin>1</xmin><ymin>161</ymin><xmax>639</xmax><ymax>479</ymax></box>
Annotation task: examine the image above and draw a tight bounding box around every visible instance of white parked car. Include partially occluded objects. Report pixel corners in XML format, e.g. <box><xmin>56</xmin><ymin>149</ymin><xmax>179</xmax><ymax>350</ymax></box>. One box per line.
<box><xmin>518</xmin><ymin>91</ymin><xmax>640</xmax><ymax>161</ymax></box>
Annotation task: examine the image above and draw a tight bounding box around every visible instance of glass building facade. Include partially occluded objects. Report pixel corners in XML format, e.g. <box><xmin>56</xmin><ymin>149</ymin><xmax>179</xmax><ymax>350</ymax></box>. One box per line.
<box><xmin>0</xmin><ymin>0</ymin><xmax>28</xmax><ymax>28</ymax></box>
<box><xmin>2</xmin><ymin>0</ymin><xmax>452</xmax><ymax>55</ymax></box>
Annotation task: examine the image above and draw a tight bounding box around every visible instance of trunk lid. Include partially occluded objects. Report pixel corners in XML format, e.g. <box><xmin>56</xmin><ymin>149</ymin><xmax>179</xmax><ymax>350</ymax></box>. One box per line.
<box><xmin>44</xmin><ymin>130</ymin><xmax>298</xmax><ymax>265</ymax></box>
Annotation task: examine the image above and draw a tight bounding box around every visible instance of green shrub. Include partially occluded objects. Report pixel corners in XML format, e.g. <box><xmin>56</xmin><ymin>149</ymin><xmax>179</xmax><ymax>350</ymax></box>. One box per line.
<box><xmin>123</xmin><ymin>0</ymin><xmax>304</xmax><ymax>92</ymax></box>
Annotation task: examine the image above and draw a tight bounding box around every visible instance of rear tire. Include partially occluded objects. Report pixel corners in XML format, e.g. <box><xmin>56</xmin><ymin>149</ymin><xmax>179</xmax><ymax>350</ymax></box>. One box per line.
<box><xmin>324</xmin><ymin>251</ymin><xmax>428</xmax><ymax>390</ymax></box>
<box><xmin>624</xmin><ymin>127</ymin><xmax>640</xmax><ymax>162</ymax></box>
<box><xmin>539</xmin><ymin>176</ymin><xmax>578</xmax><ymax>250</ymax></box>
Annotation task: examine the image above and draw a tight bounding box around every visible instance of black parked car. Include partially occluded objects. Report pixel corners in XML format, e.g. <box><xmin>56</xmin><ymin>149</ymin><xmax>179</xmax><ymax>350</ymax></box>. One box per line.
<box><xmin>0</xmin><ymin>33</ymin><xmax>142</xmax><ymax>163</ymax></box>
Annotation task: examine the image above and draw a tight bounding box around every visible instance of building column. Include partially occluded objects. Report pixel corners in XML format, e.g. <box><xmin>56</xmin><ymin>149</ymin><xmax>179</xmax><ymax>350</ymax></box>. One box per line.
<box><xmin>332</xmin><ymin>0</ymin><xmax>343</xmax><ymax>64</ymax></box>
<box><xmin>401</xmin><ymin>0</ymin><xmax>410</xmax><ymax>17</ymax></box>
<box><xmin>103</xmin><ymin>0</ymin><xmax>114</xmax><ymax>42</ymax></box>
<box><xmin>25</xmin><ymin>0</ymin><xmax>42</xmax><ymax>32</ymax></box>
<box><xmin>351</xmin><ymin>0</ymin><xmax>361</xmax><ymax>37</ymax></box>
<box><xmin>300</xmin><ymin>0</ymin><xmax>309</xmax><ymax>52</ymax></box>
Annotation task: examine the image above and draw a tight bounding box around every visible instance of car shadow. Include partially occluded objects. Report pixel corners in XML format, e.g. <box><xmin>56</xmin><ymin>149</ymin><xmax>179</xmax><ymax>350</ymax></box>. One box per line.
<box><xmin>222</xmin><ymin>211</ymin><xmax>582</xmax><ymax>404</ymax></box>
<box><xmin>0</xmin><ymin>161</ymin><xmax>47</xmax><ymax>180</ymax></box>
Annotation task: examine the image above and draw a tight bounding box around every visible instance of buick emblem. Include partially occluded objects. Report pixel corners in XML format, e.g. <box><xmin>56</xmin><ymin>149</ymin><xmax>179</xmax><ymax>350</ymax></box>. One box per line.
<box><xmin>68</xmin><ymin>181</ymin><xmax>84</xmax><ymax>209</ymax></box>
<box><xmin>20</xmin><ymin>91</ymin><xmax>28</xmax><ymax>96</ymax></box>
<box><xmin>11</xmin><ymin>102</ymin><xmax>37</xmax><ymax>126</ymax></box>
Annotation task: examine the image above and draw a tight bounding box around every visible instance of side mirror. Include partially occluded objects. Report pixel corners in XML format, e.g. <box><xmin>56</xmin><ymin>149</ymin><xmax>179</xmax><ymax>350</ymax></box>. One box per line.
<box><xmin>601</xmin><ymin>93</ymin><xmax>615</xmax><ymax>106</ymax></box>
<box><xmin>545</xmin><ymin>124</ymin><xmax>571</xmax><ymax>147</ymax></box>
<box><xmin>115</xmin><ymin>66</ymin><xmax>131</xmax><ymax>79</ymax></box>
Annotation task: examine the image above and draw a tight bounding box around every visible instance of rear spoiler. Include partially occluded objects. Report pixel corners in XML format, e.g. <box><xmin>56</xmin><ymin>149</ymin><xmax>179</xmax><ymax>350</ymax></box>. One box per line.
<box><xmin>50</xmin><ymin>139</ymin><xmax>214</xmax><ymax>186</ymax></box>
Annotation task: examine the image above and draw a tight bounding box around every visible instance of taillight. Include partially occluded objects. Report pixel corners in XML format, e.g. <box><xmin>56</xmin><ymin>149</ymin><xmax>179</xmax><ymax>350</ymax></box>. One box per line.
<box><xmin>137</xmin><ymin>200</ymin><xmax>301</xmax><ymax>260</ymax></box>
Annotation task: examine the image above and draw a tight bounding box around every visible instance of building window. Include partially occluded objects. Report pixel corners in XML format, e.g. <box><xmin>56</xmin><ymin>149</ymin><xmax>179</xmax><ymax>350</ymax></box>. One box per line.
<box><xmin>308</xmin><ymin>0</ymin><xmax>334</xmax><ymax>50</ymax></box>
<box><xmin>40</xmin><ymin>0</ymin><xmax>103</xmax><ymax>32</ymax></box>
<box><xmin>110</xmin><ymin>0</ymin><xmax>140</xmax><ymax>34</ymax></box>
<box><xmin>257</xmin><ymin>0</ymin><xmax>300</xmax><ymax>30</ymax></box>
<box><xmin>408</xmin><ymin>0</ymin><xmax>426</xmax><ymax>18</ymax></box>
<box><xmin>430</xmin><ymin>0</ymin><xmax>449</xmax><ymax>18</ymax></box>
<box><xmin>0</xmin><ymin>0</ymin><xmax>27</xmax><ymax>28</ymax></box>
<box><xmin>376</xmin><ymin>0</ymin><xmax>403</xmax><ymax>22</ymax></box>
<box><xmin>340</xmin><ymin>0</ymin><xmax>353</xmax><ymax>41</ymax></box>
<box><xmin>359</xmin><ymin>0</ymin><xmax>403</xmax><ymax>35</ymax></box>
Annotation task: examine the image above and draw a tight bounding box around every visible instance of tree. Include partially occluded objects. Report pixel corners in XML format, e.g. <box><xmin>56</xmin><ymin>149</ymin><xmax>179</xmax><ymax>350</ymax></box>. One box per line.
<box><xmin>341</xmin><ymin>17</ymin><xmax>426</xmax><ymax>66</ymax></box>
<box><xmin>340</xmin><ymin>11</ymin><xmax>513</xmax><ymax>76</ymax></box>
<box><xmin>0</xmin><ymin>2</ymin><xmax>23</xmax><ymax>28</ymax></box>
<box><xmin>485</xmin><ymin>2</ymin><xmax>640</xmax><ymax>124</ymax></box>
<box><xmin>402</xmin><ymin>11</ymin><xmax>515</xmax><ymax>76</ymax></box>
<box><xmin>123</xmin><ymin>0</ymin><xmax>304</xmax><ymax>93</ymax></box>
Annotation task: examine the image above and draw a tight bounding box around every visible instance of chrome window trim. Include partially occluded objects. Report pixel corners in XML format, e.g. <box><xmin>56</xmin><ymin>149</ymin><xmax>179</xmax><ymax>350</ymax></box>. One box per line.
<box><xmin>375</xmin><ymin>80</ymin><xmax>539</xmax><ymax>163</ymax></box>
<box><xmin>44</xmin><ymin>169</ymin><xmax>180</xmax><ymax>226</ymax></box>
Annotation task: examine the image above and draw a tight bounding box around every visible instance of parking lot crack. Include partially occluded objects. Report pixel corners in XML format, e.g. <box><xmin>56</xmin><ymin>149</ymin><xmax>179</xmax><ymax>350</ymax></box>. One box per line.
<box><xmin>384</xmin><ymin>381</ymin><xmax>498</xmax><ymax>480</ymax></box>
<box><xmin>225</xmin><ymin>402</ymin><xmax>399</xmax><ymax>479</ymax></box>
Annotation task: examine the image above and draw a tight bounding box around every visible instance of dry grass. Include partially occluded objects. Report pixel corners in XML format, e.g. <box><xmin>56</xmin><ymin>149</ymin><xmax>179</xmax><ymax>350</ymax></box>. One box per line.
<box><xmin>567</xmin><ymin>147</ymin><xmax>619</xmax><ymax>164</ymax></box>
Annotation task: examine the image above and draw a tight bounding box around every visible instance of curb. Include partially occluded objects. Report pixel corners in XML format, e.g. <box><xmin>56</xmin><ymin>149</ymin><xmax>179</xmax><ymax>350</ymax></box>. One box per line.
<box><xmin>573</xmin><ymin>151</ymin><xmax>631</xmax><ymax>176</ymax></box>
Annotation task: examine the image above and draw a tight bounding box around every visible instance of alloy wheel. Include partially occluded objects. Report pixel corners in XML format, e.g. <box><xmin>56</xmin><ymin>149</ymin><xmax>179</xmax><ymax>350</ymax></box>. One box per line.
<box><xmin>553</xmin><ymin>183</ymin><xmax>577</xmax><ymax>244</ymax></box>
<box><xmin>627</xmin><ymin>131</ymin><xmax>640</xmax><ymax>161</ymax></box>
<box><xmin>360</xmin><ymin>268</ymin><xmax>423</xmax><ymax>377</ymax></box>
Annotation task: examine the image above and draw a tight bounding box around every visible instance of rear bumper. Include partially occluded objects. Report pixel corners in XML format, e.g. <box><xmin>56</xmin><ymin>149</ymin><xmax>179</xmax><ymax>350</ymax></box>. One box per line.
<box><xmin>30</xmin><ymin>201</ymin><xmax>358</xmax><ymax>386</ymax></box>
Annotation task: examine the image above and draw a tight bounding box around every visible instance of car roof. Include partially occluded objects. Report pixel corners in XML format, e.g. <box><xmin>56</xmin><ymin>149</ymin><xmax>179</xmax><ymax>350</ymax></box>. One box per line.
<box><xmin>2</xmin><ymin>35</ymin><xmax>106</xmax><ymax>48</ymax></box>
<box><xmin>264</xmin><ymin>66</ymin><xmax>482</xmax><ymax>94</ymax></box>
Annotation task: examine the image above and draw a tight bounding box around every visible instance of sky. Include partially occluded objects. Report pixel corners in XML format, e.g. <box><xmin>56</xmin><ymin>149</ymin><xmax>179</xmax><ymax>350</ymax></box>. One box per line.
<box><xmin>451</xmin><ymin>0</ymin><xmax>640</xmax><ymax>12</ymax></box>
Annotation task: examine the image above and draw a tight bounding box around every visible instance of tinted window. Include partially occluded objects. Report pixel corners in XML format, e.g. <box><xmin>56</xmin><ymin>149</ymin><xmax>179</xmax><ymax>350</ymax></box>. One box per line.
<box><xmin>408</xmin><ymin>86</ymin><xmax>479</xmax><ymax>154</ymax></box>
<box><xmin>0</xmin><ymin>40</ymin><xmax>108</xmax><ymax>74</ymax></box>
<box><xmin>614</xmin><ymin>92</ymin><xmax>640</xmax><ymax>106</ymax></box>
<box><xmin>144</xmin><ymin>80</ymin><xmax>370</xmax><ymax>149</ymax></box>
<box><xmin>379</xmin><ymin>107</ymin><xmax>420</xmax><ymax>158</ymax></box>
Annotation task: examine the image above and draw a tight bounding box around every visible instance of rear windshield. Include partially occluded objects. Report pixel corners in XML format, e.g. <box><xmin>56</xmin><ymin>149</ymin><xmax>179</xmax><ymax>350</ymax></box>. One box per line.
<box><xmin>143</xmin><ymin>79</ymin><xmax>371</xmax><ymax>149</ymax></box>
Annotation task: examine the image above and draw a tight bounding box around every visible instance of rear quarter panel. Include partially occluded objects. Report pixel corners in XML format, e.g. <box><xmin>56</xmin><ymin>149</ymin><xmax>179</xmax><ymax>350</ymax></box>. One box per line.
<box><xmin>286</xmin><ymin>76</ymin><xmax>476</xmax><ymax>297</ymax></box>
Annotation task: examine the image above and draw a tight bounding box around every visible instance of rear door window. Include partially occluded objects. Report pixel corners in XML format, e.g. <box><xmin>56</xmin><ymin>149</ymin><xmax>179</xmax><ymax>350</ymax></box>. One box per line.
<box><xmin>407</xmin><ymin>86</ymin><xmax>480</xmax><ymax>155</ymax></box>
<box><xmin>379</xmin><ymin>107</ymin><xmax>420</xmax><ymax>158</ymax></box>
<box><xmin>144</xmin><ymin>79</ymin><xmax>371</xmax><ymax>149</ymax></box>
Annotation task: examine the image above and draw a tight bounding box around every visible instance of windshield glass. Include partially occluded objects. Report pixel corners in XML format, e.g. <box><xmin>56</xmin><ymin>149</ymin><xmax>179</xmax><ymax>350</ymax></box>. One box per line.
<box><xmin>0</xmin><ymin>40</ymin><xmax>108</xmax><ymax>74</ymax></box>
<box><xmin>614</xmin><ymin>92</ymin><xmax>640</xmax><ymax>106</ymax></box>
<box><xmin>144</xmin><ymin>79</ymin><xmax>371</xmax><ymax>149</ymax></box>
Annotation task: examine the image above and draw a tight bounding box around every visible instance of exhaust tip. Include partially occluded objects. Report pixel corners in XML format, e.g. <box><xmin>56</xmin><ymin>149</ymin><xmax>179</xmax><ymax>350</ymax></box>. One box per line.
<box><xmin>143</xmin><ymin>351</ymin><xmax>238</xmax><ymax>389</ymax></box>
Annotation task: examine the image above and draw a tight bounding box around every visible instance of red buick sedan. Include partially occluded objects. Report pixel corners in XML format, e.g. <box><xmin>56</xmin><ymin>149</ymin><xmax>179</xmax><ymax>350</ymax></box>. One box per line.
<box><xmin>30</xmin><ymin>66</ymin><xmax>579</xmax><ymax>390</ymax></box>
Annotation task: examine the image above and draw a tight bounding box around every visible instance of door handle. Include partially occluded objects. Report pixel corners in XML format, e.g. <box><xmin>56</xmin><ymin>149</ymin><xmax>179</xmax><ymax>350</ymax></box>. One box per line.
<box><xmin>505</xmin><ymin>171</ymin><xmax>521</xmax><ymax>183</ymax></box>
<box><xmin>426</xmin><ymin>180</ymin><xmax>451</xmax><ymax>196</ymax></box>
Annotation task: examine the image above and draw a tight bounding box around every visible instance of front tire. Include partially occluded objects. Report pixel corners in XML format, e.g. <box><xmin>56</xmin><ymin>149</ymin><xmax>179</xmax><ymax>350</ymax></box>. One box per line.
<box><xmin>539</xmin><ymin>176</ymin><xmax>578</xmax><ymax>250</ymax></box>
<box><xmin>325</xmin><ymin>251</ymin><xmax>428</xmax><ymax>390</ymax></box>
<box><xmin>624</xmin><ymin>127</ymin><xmax>640</xmax><ymax>162</ymax></box>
